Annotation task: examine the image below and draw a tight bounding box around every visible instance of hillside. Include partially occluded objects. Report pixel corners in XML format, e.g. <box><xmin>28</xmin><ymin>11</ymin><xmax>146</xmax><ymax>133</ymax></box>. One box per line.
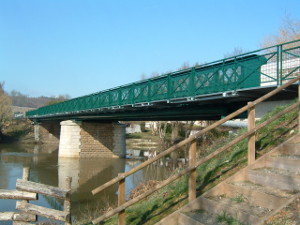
<box><xmin>78</xmin><ymin>101</ymin><xmax>299</xmax><ymax>225</ymax></box>
<box><xmin>9</xmin><ymin>90</ymin><xmax>70</xmax><ymax>108</ymax></box>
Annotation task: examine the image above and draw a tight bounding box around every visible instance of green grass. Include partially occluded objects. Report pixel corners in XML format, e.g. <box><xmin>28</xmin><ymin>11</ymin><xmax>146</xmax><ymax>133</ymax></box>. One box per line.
<box><xmin>217</xmin><ymin>211</ymin><xmax>245</xmax><ymax>225</ymax></box>
<box><xmin>126</xmin><ymin>131</ymin><xmax>160</xmax><ymax>141</ymax></box>
<box><xmin>79</xmin><ymin>101</ymin><xmax>298</xmax><ymax>225</ymax></box>
<box><xmin>231</xmin><ymin>194</ymin><xmax>246</xmax><ymax>203</ymax></box>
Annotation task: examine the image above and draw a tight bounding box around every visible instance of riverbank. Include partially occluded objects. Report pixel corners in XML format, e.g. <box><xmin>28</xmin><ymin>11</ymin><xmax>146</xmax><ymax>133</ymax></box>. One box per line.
<box><xmin>0</xmin><ymin>142</ymin><xmax>172</xmax><ymax>224</ymax></box>
<box><xmin>83</xmin><ymin>102</ymin><xmax>299</xmax><ymax>225</ymax></box>
<box><xmin>0</xmin><ymin>118</ymin><xmax>34</xmax><ymax>143</ymax></box>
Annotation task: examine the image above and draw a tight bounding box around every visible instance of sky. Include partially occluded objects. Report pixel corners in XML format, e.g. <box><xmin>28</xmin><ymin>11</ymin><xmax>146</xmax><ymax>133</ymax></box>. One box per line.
<box><xmin>1</xmin><ymin>0</ymin><xmax>300</xmax><ymax>98</ymax></box>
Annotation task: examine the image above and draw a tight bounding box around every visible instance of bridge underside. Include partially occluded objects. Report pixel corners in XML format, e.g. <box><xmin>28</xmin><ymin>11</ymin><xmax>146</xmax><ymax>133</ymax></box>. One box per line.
<box><xmin>34</xmin><ymin>85</ymin><xmax>297</xmax><ymax>158</ymax></box>
<box><xmin>27</xmin><ymin>40</ymin><xmax>300</xmax><ymax>158</ymax></box>
<box><xmin>33</xmin><ymin>85</ymin><xmax>297</xmax><ymax>122</ymax></box>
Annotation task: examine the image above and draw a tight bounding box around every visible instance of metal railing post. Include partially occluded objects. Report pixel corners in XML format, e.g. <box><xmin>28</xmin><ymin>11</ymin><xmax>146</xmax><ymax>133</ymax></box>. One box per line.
<box><xmin>118</xmin><ymin>89</ymin><xmax>122</xmax><ymax>106</ymax></box>
<box><xmin>277</xmin><ymin>45</ymin><xmax>283</xmax><ymax>86</ymax></box>
<box><xmin>188</xmin><ymin>140</ymin><xmax>197</xmax><ymax>202</ymax></box>
<box><xmin>167</xmin><ymin>74</ymin><xmax>171</xmax><ymax>101</ymax></box>
<box><xmin>118</xmin><ymin>175</ymin><xmax>126</xmax><ymax>225</ymax></box>
<box><xmin>248</xmin><ymin>102</ymin><xmax>256</xmax><ymax>165</ymax></box>
<box><xmin>189</xmin><ymin>69</ymin><xmax>196</xmax><ymax>98</ymax></box>
<box><xmin>147</xmin><ymin>80</ymin><xmax>152</xmax><ymax>103</ymax></box>
<box><xmin>131</xmin><ymin>84</ymin><xmax>135</xmax><ymax>105</ymax></box>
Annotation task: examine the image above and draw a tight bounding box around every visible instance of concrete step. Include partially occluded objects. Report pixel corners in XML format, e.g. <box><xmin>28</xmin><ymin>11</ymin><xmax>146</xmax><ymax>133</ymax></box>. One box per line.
<box><xmin>265</xmin><ymin>155</ymin><xmax>300</xmax><ymax>173</ymax></box>
<box><xmin>222</xmin><ymin>182</ymin><xmax>289</xmax><ymax>210</ymax></box>
<box><xmin>178</xmin><ymin>211</ymin><xmax>224</xmax><ymax>225</ymax></box>
<box><xmin>289</xmin><ymin>134</ymin><xmax>300</xmax><ymax>144</ymax></box>
<box><xmin>276</xmin><ymin>143</ymin><xmax>300</xmax><ymax>155</ymax></box>
<box><xmin>197</xmin><ymin>196</ymin><xmax>266</xmax><ymax>225</ymax></box>
<box><xmin>247</xmin><ymin>167</ymin><xmax>300</xmax><ymax>192</ymax></box>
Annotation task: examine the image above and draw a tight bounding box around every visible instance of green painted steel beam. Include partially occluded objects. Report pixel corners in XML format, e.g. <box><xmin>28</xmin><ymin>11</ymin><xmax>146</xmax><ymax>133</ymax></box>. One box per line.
<box><xmin>26</xmin><ymin>39</ymin><xmax>300</xmax><ymax>120</ymax></box>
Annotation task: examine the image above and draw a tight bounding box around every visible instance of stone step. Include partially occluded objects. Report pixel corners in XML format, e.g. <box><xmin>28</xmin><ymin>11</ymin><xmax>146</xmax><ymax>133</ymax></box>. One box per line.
<box><xmin>178</xmin><ymin>211</ymin><xmax>224</xmax><ymax>225</ymax></box>
<box><xmin>221</xmin><ymin>182</ymin><xmax>289</xmax><ymax>210</ymax></box>
<box><xmin>289</xmin><ymin>135</ymin><xmax>300</xmax><ymax>144</ymax></box>
<box><xmin>265</xmin><ymin>155</ymin><xmax>300</xmax><ymax>173</ymax></box>
<box><xmin>197</xmin><ymin>196</ymin><xmax>265</xmax><ymax>225</ymax></box>
<box><xmin>276</xmin><ymin>143</ymin><xmax>300</xmax><ymax>155</ymax></box>
<box><xmin>247</xmin><ymin>167</ymin><xmax>300</xmax><ymax>192</ymax></box>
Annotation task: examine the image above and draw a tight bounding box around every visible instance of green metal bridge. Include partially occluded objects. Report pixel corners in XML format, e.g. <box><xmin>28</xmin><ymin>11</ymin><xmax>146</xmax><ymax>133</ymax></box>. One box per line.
<box><xmin>27</xmin><ymin>40</ymin><xmax>300</xmax><ymax>121</ymax></box>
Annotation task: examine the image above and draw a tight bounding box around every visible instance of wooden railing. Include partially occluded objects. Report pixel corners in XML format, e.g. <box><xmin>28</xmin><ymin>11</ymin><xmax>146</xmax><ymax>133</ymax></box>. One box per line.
<box><xmin>91</xmin><ymin>75</ymin><xmax>300</xmax><ymax>225</ymax></box>
<box><xmin>0</xmin><ymin>167</ymin><xmax>72</xmax><ymax>225</ymax></box>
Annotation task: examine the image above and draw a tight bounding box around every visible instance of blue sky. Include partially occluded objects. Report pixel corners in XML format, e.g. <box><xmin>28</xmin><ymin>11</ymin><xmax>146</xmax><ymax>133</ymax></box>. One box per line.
<box><xmin>1</xmin><ymin>0</ymin><xmax>300</xmax><ymax>98</ymax></box>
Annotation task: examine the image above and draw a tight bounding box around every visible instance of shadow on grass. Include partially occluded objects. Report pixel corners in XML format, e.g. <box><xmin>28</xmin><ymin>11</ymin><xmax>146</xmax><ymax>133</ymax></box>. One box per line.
<box><xmin>197</xmin><ymin>149</ymin><xmax>247</xmax><ymax>195</ymax></box>
<box><xmin>98</xmin><ymin>108</ymin><xmax>298</xmax><ymax>225</ymax></box>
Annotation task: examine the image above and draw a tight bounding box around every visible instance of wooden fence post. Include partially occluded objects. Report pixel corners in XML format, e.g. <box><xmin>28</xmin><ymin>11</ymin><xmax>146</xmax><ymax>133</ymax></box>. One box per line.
<box><xmin>118</xmin><ymin>174</ymin><xmax>126</xmax><ymax>225</ymax></box>
<box><xmin>248</xmin><ymin>102</ymin><xmax>256</xmax><ymax>165</ymax></box>
<box><xmin>64</xmin><ymin>177</ymin><xmax>72</xmax><ymax>225</ymax></box>
<box><xmin>189</xmin><ymin>140</ymin><xmax>197</xmax><ymax>202</ymax></box>
<box><xmin>13</xmin><ymin>167</ymin><xmax>37</xmax><ymax>225</ymax></box>
<box><xmin>298</xmin><ymin>81</ymin><xmax>300</xmax><ymax>134</ymax></box>
<box><xmin>22</xmin><ymin>167</ymin><xmax>30</xmax><ymax>206</ymax></box>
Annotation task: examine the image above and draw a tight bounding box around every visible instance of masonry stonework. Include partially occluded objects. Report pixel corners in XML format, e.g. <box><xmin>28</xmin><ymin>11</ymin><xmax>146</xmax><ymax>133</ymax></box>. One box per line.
<box><xmin>34</xmin><ymin>121</ymin><xmax>60</xmax><ymax>144</ymax></box>
<box><xmin>58</xmin><ymin>120</ymin><xmax>126</xmax><ymax>158</ymax></box>
<box><xmin>59</xmin><ymin>120</ymin><xmax>81</xmax><ymax>158</ymax></box>
<box><xmin>113</xmin><ymin>123</ymin><xmax>126</xmax><ymax>157</ymax></box>
<box><xmin>80</xmin><ymin>122</ymin><xmax>114</xmax><ymax>158</ymax></box>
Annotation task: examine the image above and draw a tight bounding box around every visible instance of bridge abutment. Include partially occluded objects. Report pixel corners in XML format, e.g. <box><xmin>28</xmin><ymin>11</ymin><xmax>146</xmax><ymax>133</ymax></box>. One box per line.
<box><xmin>58</xmin><ymin>120</ymin><xmax>126</xmax><ymax>158</ymax></box>
<box><xmin>34</xmin><ymin>121</ymin><xmax>60</xmax><ymax>144</ymax></box>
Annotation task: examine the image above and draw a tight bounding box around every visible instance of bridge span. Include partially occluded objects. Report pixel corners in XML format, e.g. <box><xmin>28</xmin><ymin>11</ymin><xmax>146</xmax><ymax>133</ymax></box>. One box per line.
<box><xmin>27</xmin><ymin>40</ymin><xmax>300</xmax><ymax>158</ymax></box>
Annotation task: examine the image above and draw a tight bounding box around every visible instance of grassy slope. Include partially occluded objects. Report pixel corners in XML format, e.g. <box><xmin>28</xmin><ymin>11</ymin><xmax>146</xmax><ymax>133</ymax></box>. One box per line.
<box><xmin>80</xmin><ymin>101</ymin><xmax>298</xmax><ymax>225</ymax></box>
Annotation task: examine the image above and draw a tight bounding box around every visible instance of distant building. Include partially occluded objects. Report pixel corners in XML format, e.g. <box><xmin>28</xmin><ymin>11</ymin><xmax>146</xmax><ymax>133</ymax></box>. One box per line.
<box><xmin>125</xmin><ymin>123</ymin><xmax>142</xmax><ymax>134</ymax></box>
<box><xmin>12</xmin><ymin>106</ymin><xmax>36</xmax><ymax>119</ymax></box>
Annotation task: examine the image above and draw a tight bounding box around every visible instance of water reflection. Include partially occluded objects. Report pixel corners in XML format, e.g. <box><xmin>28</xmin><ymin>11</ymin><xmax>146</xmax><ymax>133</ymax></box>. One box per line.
<box><xmin>0</xmin><ymin>143</ymin><xmax>171</xmax><ymax>223</ymax></box>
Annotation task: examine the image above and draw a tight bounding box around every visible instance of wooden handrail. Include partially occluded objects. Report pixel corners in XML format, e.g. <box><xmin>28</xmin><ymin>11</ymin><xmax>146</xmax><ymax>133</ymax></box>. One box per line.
<box><xmin>92</xmin><ymin>75</ymin><xmax>300</xmax><ymax>196</ymax></box>
<box><xmin>92</xmin><ymin>101</ymin><xmax>300</xmax><ymax>224</ymax></box>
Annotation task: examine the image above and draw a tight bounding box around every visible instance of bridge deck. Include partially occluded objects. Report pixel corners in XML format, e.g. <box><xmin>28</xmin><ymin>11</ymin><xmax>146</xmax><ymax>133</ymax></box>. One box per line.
<box><xmin>27</xmin><ymin>40</ymin><xmax>300</xmax><ymax>121</ymax></box>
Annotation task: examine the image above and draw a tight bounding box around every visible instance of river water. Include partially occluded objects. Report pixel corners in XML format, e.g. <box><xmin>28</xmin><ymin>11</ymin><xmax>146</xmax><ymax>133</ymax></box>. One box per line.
<box><xmin>0</xmin><ymin>143</ymin><xmax>171</xmax><ymax>224</ymax></box>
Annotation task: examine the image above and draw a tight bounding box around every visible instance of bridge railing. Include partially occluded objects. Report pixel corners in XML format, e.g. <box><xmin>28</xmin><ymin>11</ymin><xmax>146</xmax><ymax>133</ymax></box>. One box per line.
<box><xmin>90</xmin><ymin>75</ymin><xmax>300</xmax><ymax>224</ymax></box>
<box><xmin>26</xmin><ymin>39</ymin><xmax>300</xmax><ymax>118</ymax></box>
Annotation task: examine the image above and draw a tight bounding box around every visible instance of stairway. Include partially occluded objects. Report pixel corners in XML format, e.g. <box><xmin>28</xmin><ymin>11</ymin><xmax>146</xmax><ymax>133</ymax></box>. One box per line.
<box><xmin>157</xmin><ymin>134</ymin><xmax>300</xmax><ymax>225</ymax></box>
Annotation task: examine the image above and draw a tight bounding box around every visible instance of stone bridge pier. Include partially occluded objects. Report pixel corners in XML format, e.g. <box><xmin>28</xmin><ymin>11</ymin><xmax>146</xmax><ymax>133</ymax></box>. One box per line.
<box><xmin>34</xmin><ymin>120</ymin><xmax>126</xmax><ymax>158</ymax></box>
<box><xmin>58</xmin><ymin>120</ymin><xmax>126</xmax><ymax>158</ymax></box>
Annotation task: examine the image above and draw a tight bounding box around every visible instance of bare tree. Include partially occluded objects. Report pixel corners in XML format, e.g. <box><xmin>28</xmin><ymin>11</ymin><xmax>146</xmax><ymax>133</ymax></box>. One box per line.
<box><xmin>0</xmin><ymin>82</ymin><xmax>12</xmax><ymax>135</ymax></box>
<box><xmin>224</xmin><ymin>47</ymin><xmax>246</xmax><ymax>58</ymax></box>
<box><xmin>194</xmin><ymin>62</ymin><xmax>201</xmax><ymax>67</ymax></box>
<box><xmin>140</xmin><ymin>73</ymin><xmax>147</xmax><ymax>81</ymax></box>
<box><xmin>179</xmin><ymin>62</ymin><xmax>190</xmax><ymax>70</ymax></box>
<box><xmin>261</xmin><ymin>15</ymin><xmax>300</xmax><ymax>48</ymax></box>
<box><xmin>151</xmin><ymin>72</ymin><xmax>160</xmax><ymax>78</ymax></box>
<box><xmin>47</xmin><ymin>94</ymin><xmax>70</xmax><ymax>105</ymax></box>
<box><xmin>157</xmin><ymin>121</ymin><xmax>168</xmax><ymax>140</ymax></box>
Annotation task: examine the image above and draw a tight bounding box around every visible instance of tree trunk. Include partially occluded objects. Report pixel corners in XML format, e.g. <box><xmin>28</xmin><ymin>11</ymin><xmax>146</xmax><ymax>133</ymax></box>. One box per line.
<box><xmin>170</xmin><ymin>122</ymin><xmax>179</xmax><ymax>168</ymax></box>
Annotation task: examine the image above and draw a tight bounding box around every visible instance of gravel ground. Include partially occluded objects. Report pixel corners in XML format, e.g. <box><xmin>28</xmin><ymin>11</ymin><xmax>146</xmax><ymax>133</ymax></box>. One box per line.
<box><xmin>231</xmin><ymin>181</ymin><xmax>294</xmax><ymax>198</ymax></box>
<box><xmin>264</xmin><ymin>196</ymin><xmax>300</xmax><ymax>225</ymax></box>
<box><xmin>254</xmin><ymin>167</ymin><xmax>300</xmax><ymax>177</ymax></box>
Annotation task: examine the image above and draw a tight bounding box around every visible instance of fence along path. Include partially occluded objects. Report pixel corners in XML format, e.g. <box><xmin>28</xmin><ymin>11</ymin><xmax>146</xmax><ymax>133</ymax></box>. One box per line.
<box><xmin>91</xmin><ymin>75</ymin><xmax>300</xmax><ymax>225</ymax></box>
<box><xmin>0</xmin><ymin>167</ymin><xmax>72</xmax><ymax>225</ymax></box>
